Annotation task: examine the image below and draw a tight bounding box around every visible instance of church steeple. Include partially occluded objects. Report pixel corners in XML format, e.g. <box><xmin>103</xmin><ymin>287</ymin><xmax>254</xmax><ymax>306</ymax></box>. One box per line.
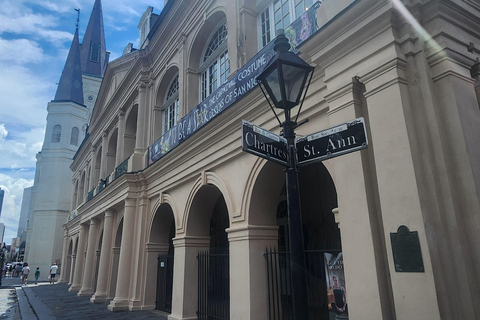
<box><xmin>80</xmin><ymin>0</ymin><xmax>107</xmax><ymax>77</ymax></box>
<box><xmin>53</xmin><ymin>27</ymin><xmax>84</xmax><ymax>105</ymax></box>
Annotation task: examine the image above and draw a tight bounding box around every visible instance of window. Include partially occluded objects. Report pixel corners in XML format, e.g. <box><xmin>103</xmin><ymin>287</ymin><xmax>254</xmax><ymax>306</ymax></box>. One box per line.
<box><xmin>200</xmin><ymin>22</ymin><xmax>229</xmax><ymax>101</ymax></box>
<box><xmin>70</xmin><ymin>127</ymin><xmax>79</xmax><ymax>146</ymax></box>
<box><xmin>163</xmin><ymin>75</ymin><xmax>179</xmax><ymax>133</ymax></box>
<box><xmin>259</xmin><ymin>0</ymin><xmax>315</xmax><ymax>48</ymax></box>
<box><xmin>90</xmin><ymin>43</ymin><xmax>99</xmax><ymax>62</ymax></box>
<box><xmin>52</xmin><ymin>125</ymin><xmax>62</xmax><ymax>143</ymax></box>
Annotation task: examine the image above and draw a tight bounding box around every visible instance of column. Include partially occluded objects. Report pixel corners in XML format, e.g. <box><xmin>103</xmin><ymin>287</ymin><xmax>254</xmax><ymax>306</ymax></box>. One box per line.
<box><xmin>69</xmin><ymin>224</ymin><xmax>87</xmax><ymax>292</ymax></box>
<box><xmin>91</xmin><ymin>210</ymin><xmax>114</xmax><ymax>303</ymax></box>
<box><xmin>70</xmin><ymin>179</ymin><xmax>77</xmax><ymax>212</ymax></box>
<box><xmin>143</xmin><ymin>243</ymin><xmax>170</xmax><ymax>309</ymax></box>
<box><xmin>69</xmin><ymin>253</ymin><xmax>76</xmax><ymax>285</ymax></box>
<box><xmin>99</xmin><ymin>132</ymin><xmax>108</xmax><ymax>179</ymax></box>
<box><xmin>78</xmin><ymin>218</ymin><xmax>99</xmax><ymax>296</ymax></box>
<box><xmin>58</xmin><ymin>235</ymin><xmax>69</xmax><ymax>283</ymax></box>
<box><xmin>89</xmin><ymin>147</ymin><xmax>97</xmax><ymax>189</ymax></box>
<box><xmin>361</xmin><ymin>60</ymin><xmax>440</xmax><ymax>319</ymax></box>
<box><xmin>168</xmin><ymin>236</ymin><xmax>210</xmax><ymax>320</ymax></box>
<box><xmin>324</xmin><ymin>79</ymin><xmax>391</xmax><ymax>319</ymax></box>
<box><xmin>108</xmin><ymin>198</ymin><xmax>137</xmax><ymax>311</ymax></box>
<box><xmin>115</xmin><ymin>112</ymin><xmax>125</xmax><ymax>166</ymax></box>
<box><xmin>131</xmin><ymin>84</ymin><xmax>147</xmax><ymax>171</ymax></box>
<box><xmin>227</xmin><ymin>226</ymin><xmax>278</xmax><ymax>320</ymax></box>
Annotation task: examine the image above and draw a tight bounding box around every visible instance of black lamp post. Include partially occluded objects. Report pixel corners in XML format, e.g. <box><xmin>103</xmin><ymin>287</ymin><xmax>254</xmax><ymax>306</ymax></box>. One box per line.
<box><xmin>256</xmin><ymin>30</ymin><xmax>314</xmax><ymax>320</ymax></box>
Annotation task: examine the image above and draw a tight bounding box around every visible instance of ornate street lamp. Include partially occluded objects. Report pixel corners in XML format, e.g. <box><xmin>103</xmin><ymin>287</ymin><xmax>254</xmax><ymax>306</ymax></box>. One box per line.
<box><xmin>256</xmin><ymin>30</ymin><xmax>314</xmax><ymax>320</ymax></box>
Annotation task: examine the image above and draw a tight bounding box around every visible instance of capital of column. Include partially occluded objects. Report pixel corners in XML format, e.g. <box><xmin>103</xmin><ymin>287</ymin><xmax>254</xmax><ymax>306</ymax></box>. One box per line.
<box><xmin>105</xmin><ymin>209</ymin><xmax>114</xmax><ymax>219</ymax></box>
<box><xmin>226</xmin><ymin>225</ymin><xmax>279</xmax><ymax>243</ymax></box>
<box><xmin>172</xmin><ymin>236</ymin><xmax>210</xmax><ymax>248</ymax></box>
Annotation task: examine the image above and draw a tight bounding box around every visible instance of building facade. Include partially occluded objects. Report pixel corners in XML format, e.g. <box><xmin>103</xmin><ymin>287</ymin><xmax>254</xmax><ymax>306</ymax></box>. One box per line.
<box><xmin>62</xmin><ymin>0</ymin><xmax>480</xmax><ymax>319</ymax></box>
<box><xmin>25</xmin><ymin>0</ymin><xmax>107</xmax><ymax>277</ymax></box>
<box><xmin>17</xmin><ymin>187</ymin><xmax>32</xmax><ymax>238</ymax></box>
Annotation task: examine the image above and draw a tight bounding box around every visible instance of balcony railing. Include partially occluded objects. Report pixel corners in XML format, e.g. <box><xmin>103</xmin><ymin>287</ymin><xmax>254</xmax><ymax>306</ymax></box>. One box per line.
<box><xmin>115</xmin><ymin>156</ymin><xmax>130</xmax><ymax>179</ymax></box>
<box><xmin>87</xmin><ymin>189</ymin><xmax>95</xmax><ymax>201</ymax></box>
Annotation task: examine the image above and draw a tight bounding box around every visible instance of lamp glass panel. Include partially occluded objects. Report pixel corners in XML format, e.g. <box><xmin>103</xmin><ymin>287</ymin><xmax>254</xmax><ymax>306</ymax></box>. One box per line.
<box><xmin>282</xmin><ymin>63</ymin><xmax>308</xmax><ymax>103</ymax></box>
<box><xmin>264</xmin><ymin>68</ymin><xmax>282</xmax><ymax>104</ymax></box>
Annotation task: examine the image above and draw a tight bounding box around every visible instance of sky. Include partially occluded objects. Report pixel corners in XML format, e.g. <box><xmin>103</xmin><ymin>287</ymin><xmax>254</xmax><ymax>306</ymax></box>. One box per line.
<box><xmin>0</xmin><ymin>0</ymin><xmax>164</xmax><ymax>245</ymax></box>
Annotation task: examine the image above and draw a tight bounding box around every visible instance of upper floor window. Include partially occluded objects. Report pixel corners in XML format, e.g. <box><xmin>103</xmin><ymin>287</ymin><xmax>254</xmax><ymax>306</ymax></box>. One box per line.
<box><xmin>90</xmin><ymin>43</ymin><xmax>100</xmax><ymax>62</ymax></box>
<box><xmin>52</xmin><ymin>125</ymin><xmax>62</xmax><ymax>143</ymax></box>
<box><xmin>163</xmin><ymin>75</ymin><xmax>179</xmax><ymax>133</ymax></box>
<box><xmin>200</xmin><ymin>21</ymin><xmax>229</xmax><ymax>101</ymax></box>
<box><xmin>70</xmin><ymin>127</ymin><xmax>79</xmax><ymax>146</ymax></box>
<box><xmin>259</xmin><ymin>0</ymin><xmax>315</xmax><ymax>48</ymax></box>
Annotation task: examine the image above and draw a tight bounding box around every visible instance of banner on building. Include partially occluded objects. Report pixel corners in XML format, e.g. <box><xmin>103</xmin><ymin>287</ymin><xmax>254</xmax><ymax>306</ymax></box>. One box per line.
<box><xmin>325</xmin><ymin>252</ymin><xmax>349</xmax><ymax>320</ymax></box>
<box><xmin>147</xmin><ymin>1</ymin><xmax>322</xmax><ymax>166</ymax></box>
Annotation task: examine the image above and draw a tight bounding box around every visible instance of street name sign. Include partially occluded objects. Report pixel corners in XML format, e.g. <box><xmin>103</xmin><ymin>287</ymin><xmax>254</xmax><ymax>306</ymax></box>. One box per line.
<box><xmin>242</xmin><ymin>120</ymin><xmax>288</xmax><ymax>166</ymax></box>
<box><xmin>296</xmin><ymin>117</ymin><xmax>368</xmax><ymax>166</ymax></box>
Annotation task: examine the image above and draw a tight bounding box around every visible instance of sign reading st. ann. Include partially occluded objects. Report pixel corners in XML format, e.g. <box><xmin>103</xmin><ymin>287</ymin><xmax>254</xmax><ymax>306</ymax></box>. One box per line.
<box><xmin>296</xmin><ymin>117</ymin><xmax>368</xmax><ymax>166</ymax></box>
<box><xmin>242</xmin><ymin>120</ymin><xmax>288</xmax><ymax>166</ymax></box>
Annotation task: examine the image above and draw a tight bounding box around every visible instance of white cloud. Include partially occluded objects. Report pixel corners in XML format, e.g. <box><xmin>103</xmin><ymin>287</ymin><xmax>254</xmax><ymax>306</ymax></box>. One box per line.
<box><xmin>0</xmin><ymin>38</ymin><xmax>44</xmax><ymax>64</ymax></box>
<box><xmin>0</xmin><ymin>124</ymin><xmax>7</xmax><ymax>141</ymax></box>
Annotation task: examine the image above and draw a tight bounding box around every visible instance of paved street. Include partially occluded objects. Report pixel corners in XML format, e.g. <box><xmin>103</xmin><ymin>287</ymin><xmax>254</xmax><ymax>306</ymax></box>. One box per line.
<box><xmin>0</xmin><ymin>276</ymin><xmax>168</xmax><ymax>319</ymax></box>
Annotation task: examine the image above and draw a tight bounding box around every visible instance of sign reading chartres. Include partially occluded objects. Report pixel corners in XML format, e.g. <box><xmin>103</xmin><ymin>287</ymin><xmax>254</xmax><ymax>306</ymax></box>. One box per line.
<box><xmin>296</xmin><ymin>117</ymin><xmax>368</xmax><ymax>166</ymax></box>
<box><xmin>242</xmin><ymin>120</ymin><xmax>288</xmax><ymax>166</ymax></box>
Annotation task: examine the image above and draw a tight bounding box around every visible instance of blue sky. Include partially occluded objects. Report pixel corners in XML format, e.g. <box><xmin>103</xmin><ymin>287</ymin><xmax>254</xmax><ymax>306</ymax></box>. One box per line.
<box><xmin>0</xmin><ymin>0</ymin><xmax>164</xmax><ymax>244</ymax></box>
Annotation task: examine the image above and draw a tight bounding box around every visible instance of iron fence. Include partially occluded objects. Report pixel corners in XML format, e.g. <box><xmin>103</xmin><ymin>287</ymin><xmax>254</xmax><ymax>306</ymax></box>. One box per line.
<box><xmin>197</xmin><ymin>251</ymin><xmax>229</xmax><ymax>320</ymax></box>
<box><xmin>264</xmin><ymin>248</ymin><xmax>341</xmax><ymax>320</ymax></box>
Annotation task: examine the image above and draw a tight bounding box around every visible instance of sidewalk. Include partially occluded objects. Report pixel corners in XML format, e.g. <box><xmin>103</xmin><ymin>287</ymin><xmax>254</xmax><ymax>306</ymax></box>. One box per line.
<box><xmin>1</xmin><ymin>276</ymin><xmax>168</xmax><ymax>319</ymax></box>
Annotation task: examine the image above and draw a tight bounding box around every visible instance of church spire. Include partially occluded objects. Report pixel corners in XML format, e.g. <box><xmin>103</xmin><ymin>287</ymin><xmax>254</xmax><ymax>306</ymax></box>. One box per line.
<box><xmin>80</xmin><ymin>0</ymin><xmax>107</xmax><ymax>77</ymax></box>
<box><xmin>53</xmin><ymin>27</ymin><xmax>84</xmax><ymax>105</ymax></box>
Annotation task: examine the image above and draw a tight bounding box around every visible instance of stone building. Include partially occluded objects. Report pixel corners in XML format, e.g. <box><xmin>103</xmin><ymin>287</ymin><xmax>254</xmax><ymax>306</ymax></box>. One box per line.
<box><xmin>61</xmin><ymin>0</ymin><xmax>480</xmax><ymax>319</ymax></box>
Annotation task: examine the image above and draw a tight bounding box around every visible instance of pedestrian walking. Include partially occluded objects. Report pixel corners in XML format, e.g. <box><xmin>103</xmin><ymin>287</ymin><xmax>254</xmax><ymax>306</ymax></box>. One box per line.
<box><xmin>34</xmin><ymin>267</ymin><xmax>40</xmax><ymax>284</ymax></box>
<box><xmin>22</xmin><ymin>263</ymin><xmax>31</xmax><ymax>285</ymax></box>
<box><xmin>49</xmin><ymin>263</ymin><xmax>58</xmax><ymax>284</ymax></box>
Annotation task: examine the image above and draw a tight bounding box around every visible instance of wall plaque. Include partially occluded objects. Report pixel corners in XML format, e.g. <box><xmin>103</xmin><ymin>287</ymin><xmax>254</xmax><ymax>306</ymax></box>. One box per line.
<box><xmin>390</xmin><ymin>225</ymin><xmax>425</xmax><ymax>273</ymax></box>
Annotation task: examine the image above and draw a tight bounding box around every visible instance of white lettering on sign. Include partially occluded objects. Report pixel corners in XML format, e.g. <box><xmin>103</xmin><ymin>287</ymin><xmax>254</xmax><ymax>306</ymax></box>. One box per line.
<box><xmin>307</xmin><ymin>124</ymin><xmax>347</xmax><ymax>141</ymax></box>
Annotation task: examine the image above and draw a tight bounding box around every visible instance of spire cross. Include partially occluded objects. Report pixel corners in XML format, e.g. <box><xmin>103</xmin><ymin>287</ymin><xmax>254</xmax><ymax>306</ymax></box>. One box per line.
<box><xmin>75</xmin><ymin>8</ymin><xmax>80</xmax><ymax>30</ymax></box>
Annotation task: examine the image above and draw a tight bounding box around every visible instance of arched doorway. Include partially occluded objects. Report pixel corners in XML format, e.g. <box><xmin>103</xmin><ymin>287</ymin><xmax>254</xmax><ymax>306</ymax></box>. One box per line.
<box><xmin>186</xmin><ymin>184</ymin><xmax>230</xmax><ymax>320</ymax></box>
<box><xmin>147</xmin><ymin>202</ymin><xmax>175</xmax><ymax>313</ymax></box>
<box><xmin>251</xmin><ymin>161</ymin><xmax>342</xmax><ymax>319</ymax></box>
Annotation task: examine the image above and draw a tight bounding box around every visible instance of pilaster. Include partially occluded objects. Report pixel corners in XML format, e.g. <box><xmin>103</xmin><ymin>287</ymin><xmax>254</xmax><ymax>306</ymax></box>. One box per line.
<box><xmin>226</xmin><ymin>225</ymin><xmax>278</xmax><ymax>320</ymax></box>
<box><xmin>78</xmin><ymin>218</ymin><xmax>99</xmax><ymax>296</ymax></box>
<box><xmin>91</xmin><ymin>210</ymin><xmax>115</xmax><ymax>303</ymax></box>
<box><xmin>168</xmin><ymin>236</ymin><xmax>210</xmax><ymax>320</ymax></box>
<box><xmin>69</xmin><ymin>224</ymin><xmax>87</xmax><ymax>292</ymax></box>
<box><xmin>108</xmin><ymin>198</ymin><xmax>137</xmax><ymax>311</ymax></box>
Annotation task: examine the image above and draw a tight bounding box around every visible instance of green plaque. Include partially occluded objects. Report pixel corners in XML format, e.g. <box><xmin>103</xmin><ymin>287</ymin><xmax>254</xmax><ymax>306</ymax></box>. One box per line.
<box><xmin>390</xmin><ymin>225</ymin><xmax>425</xmax><ymax>273</ymax></box>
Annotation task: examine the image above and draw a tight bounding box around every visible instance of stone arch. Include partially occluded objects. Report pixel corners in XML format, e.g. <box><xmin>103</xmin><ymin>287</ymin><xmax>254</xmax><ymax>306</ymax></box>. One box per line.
<box><xmin>106</xmin><ymin>127</ymin><xmax>118</xmax><ymax>176</ymax></box>
<box><xmin>153</xmin><ymin>66</ymin><xmax>180</xmax><ymax>141</ymax></box>
<box><xmin>245</xmin><ymin>158</ymin><xmax>341</xmax><ymax>317</ymax></box>
<box><xmin>156</xmin><ymin>65</ymin><xmax>180</xmax><ymax>107</ymax></box>
<box><xmin>93</xmin><ymin>146</ymin><xmax>102</xmax><ymax>186</ymax></box>
<box><xmin>182</xmin><ymin>171</ymin><xmax>233</xmax><ymax>235</ymax></box>
<box><xmin>145</xmin><ymin>196</ymin><xmax>176</xmax><ymax>311</ymax></box>
<box><xmin>124</xmin><ymin>104</ymin><xmax>138</xmax><ymax>159</ymax></box>
<box><xmin>186</xmin><ymin>10</ymin><xmax>228</xmax><ymax>110</ymax></box>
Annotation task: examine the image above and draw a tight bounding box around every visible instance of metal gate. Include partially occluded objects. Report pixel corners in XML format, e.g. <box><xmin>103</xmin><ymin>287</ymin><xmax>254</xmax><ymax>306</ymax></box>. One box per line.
<box><xmin>265</xmin><ymin>248</ymin><xmax>338</xmax><ymax>320</ymax></box>
<box><xmin>197</xmin><ymin>251</ymin><xmax>230</xmax><ymax>320</ymax></box>
<box><xmin>156</xmin><ymin>253</ymin><xmax>174</xmax><ymax>313</ymax></box>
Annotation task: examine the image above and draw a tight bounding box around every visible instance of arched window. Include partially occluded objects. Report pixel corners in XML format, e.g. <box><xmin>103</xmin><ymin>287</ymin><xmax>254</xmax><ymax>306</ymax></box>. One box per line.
<box><xmin>70</xmin><ymin>127</ymin><xmax>79</xmax><ymax>146</ymax></box>
<box><xmin>163</xmin><ymin>75</ymin><xmax>179</xmax><ymax>133</ymax></box>
<box><xmin>52</xmin><ymin>125</ymin><xmax>62</xmax><ymax>143</ymax></box>
<box><xmin>200</xmin><ymin>21</ymin><xmax>229</xmax><ymax>101</ymax></box>
<box><xmin>258</xmin><ymin>0</ymin><xmax>315</xmax><ymax>48</ymax></box>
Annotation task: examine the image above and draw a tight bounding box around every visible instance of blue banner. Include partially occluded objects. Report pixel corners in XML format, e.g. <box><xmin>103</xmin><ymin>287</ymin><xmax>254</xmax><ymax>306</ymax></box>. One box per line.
<box><xmin>148</xmin><ymin>2</ymin><xmax>320</xmax><ymax>166</ymax></box>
